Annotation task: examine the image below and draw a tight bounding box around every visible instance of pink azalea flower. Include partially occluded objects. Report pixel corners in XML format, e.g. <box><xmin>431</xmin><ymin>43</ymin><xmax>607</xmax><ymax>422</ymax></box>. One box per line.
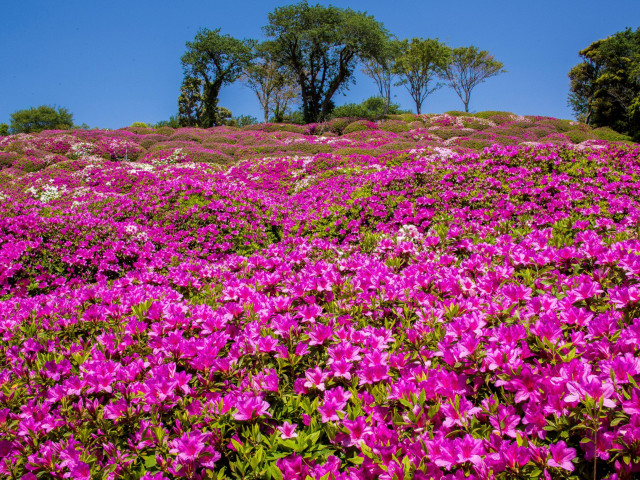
<box><xmin>233</xmin><ymin>395</ymin><xmax>271</xmax><ymax>421</ymax></box>
<box><xmin>277</xmin><ymin>421</ymin><xmax>298</xmax><ymax>439</ymax></box>
<box><xmin>547</xmin><ymin>440</ymin><xmax>576</xmax><ymax>472</ymax></box>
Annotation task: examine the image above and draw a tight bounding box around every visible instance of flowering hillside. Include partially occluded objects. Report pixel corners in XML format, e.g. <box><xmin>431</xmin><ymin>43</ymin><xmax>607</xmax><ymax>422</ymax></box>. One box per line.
<box><xmin>1</xmin><ymin>112</ymin><xmax>639</xmax><ymax>479</ymax></box>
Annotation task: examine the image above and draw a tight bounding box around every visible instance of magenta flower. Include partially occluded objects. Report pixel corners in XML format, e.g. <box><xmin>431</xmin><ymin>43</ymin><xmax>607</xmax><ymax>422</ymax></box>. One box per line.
<box><xmin>547</xmin><ymin>440</ymin><xmax>576</xmax><ymax>472</ymax></box>
<box><xmin>233</xmin><ymin>395</ymin><xmax>271</xmax><ymax>421</ymax></box>
<box><xmin>277</xmin><ymin>421</ymin><xmax>298</xmax><ymax>439</ymax></box>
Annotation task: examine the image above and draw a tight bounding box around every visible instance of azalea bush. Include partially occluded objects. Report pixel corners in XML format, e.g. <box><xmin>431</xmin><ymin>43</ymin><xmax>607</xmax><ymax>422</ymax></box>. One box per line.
<box><xmin>0</xmin><ymin>114</ymin><xmax>639</xmax><ymax>479</ymax></box>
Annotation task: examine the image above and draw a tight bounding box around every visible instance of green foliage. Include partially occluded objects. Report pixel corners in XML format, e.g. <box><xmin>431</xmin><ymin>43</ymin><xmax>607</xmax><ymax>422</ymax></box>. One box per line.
<box><xmin>9</xmin><ymin>105</ymin><xmax>74</xmax><ymax>134</ymax></box>
<box><xmin>0</xmin><ymin>123</ymin><xmax>9</xmax><ymax>136</ymax></box>
<box><xmin>343</xmin><ymin>119</ymin><xmax>378</xmax><ymax>134</ymax></box>
<box><xmin>130</xmin><ymin>122</ymin><xmax>148</xmax><ymax>128</ymax></box>
<box><xmin>243</xmin><ymin>43</ymin><xmax>300</xmax><ymax>123</ymax></box>
<box><xmin>378</xmin><ymin>119</ymin><xmax>410</xmax><ymax>132</ymax></box>
<box><xmin>180</xmin><ymin>28</ymin><xmax>254</xmax><ymax>127</ymax></box>
<box><xmin>263</xmin><ymin>1</ymin><xmax>389</xmax><ymax>123</ymax></box>
<box><xmin>230</xmin><ymin>115</ymin><xmax>260</xmax><ymax>127</ymax></box>
<box><xmin>394</xmin><ymin>38</ymin><xmax>450</xmax><ymax>114</ymax></box>
<box><xmin>565</xmin><ymin>129</ymin><xmax>597</xmax><ymax>143</ymax></box>
<box><xmin>568</xmin><ymin>27</ymin><xmax>640</xmax><ymax>140</ymax></box>
<box><xmin>592</xmin><ymin>126</ymin><xmax>633</xmax><ymax>142</ymax></box>
<box><xmin>473</xmin><ymin>110</ymin><xmax>514</xmax><ymax>119</ymax></box>
<box><xmin>442</xmin><ymin>46</ymin><xmax>506</xmax><ymax>112</ymax></box>
<box><xmin>331</xmin><ymin>96</ymin><xmax>405</xmax><ymax>121</ymax></box>
<box><xmin>361</xmin><ymin>39</ymin><xmax>402</xmax><ymax>114</ymax></box>
<box><xmin>153</xmin><ymin>115</ymin><xmax>180</xmax><ymax>129</ymax></box>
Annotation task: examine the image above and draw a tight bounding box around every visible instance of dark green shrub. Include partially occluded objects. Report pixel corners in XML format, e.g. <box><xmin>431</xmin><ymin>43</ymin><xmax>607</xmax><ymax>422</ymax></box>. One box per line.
<box><xmin>331</xmin><ymin>96</ymin><xmax>405</xmax><ymax>121</ymax></box>
<box><xmin>379</xmin><ymin>120</ymin><xmax>410</xmax><ymax>133</ymax></box>
<box><xmin>430</xmin><ymin>128</ymin><xmax>465</xmax><ymax>140</ymax></box>
<box><xmin>13</xmin><ymin>156</ymin><xmax>47</xmax><ymax>172</ymax></box>
<box><xmin>473</xmin><ymin>111</ymin><xmax>515</xmax><ymax>119</ymax></box>
<box><xmin>138</xmin><ymin>135</ymin><xmax>170</xmax><ymax>149</ymax></box>
<box><xmin>154</xmin><ymin>126</ymin><xmax>175</xmax><ymax>135</ymax></box>
<box><xmin>0</xmin><ymin>152</ymin><xmax>18</xmax><ymax>169</ymax></box>
<box><xmin>343</xmin><ymin>120</ymin><xmax>378</xmax><ymax>135</ymax></box>
<box><xmin>592</xmin><ymin>127</ymin><xmax>634</xmax><ymax>142</ymax></box>
<box><xmin>459</xmin><ymin>139</ymin><xmax>495</xmax><ymax>150</ymax></box>
<box><xmin>565</xmin><ymin>129</ymin><xmax>597</xmax><ymax>143</ymax></box>
<box><xmin>169</xmin><ymin>132</ymin><xmax>203</xmax><ymax>143</ymax></box>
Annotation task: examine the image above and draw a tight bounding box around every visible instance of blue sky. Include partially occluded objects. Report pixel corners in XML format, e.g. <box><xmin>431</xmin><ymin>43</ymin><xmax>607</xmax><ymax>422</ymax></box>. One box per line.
<box><xmin>2</xmin><ymin>0</ymin><xmax>638</xmax><ymax>129</ymax></box>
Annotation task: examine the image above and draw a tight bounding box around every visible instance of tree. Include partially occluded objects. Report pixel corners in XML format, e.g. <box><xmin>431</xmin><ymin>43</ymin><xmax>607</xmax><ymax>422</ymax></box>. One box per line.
<box><xmin>0</xmin><ymin>124</ymin><xmax>8</xmax><ymax>136</ymax></box>
<box><xmin>362</xmin><ymin>39</ymin><xmax>401</xmax><ymax>115</ymax></box>
<box><xmin>9</xmin><ymin>105</ymin><xmax>74</xmax><ymax>134</ymax></box>
<box><xmin>263</xmin><ymin>1</ymin><xmax>389</xmax><ymax>123</ymax></box>
<box><xmin>178</xmin><ymin>75</ymin><xmax>203</xmax><ymax>127</ymax></box>
<box><xmin>568</xmin><ymin>27</ymin><xmax>640</xmax><ymax>139</ymax></box>
<box><xmin>442</xmin><ymin>46</ymin><xmax>505</xmax><ymax>113</ymax></box>
<box><xmin>180</xmin><ymin>28</ymin><xmax>254</xmax><ymax>127</ymax></box>
<box><xmin>393</xmin><ymin>38</ymin><xmax>449</xmax><ymax>115</ymax></box>
<box><xmin>242</xmin><ymin>44</ymin><xmax>300</xmax><ymax>123</ymax></box>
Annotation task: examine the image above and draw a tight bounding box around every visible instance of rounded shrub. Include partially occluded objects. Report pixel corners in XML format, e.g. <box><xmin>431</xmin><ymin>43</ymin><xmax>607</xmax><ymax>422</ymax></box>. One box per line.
<box><xmin>343</xmin><ymin>120</ymin><xmax>378</xmax><ymax>135</ymax></box>
<box><xmin>592</xmin><ymin>127</ymin><xmax>634</xmax><ymax>143</ymax></box>
<box><xmin>473</xmin><ymin>111</ymin><xmax>515</xmax><ymax>119</ymax></box>
<box><xmin>565</xmin><ymin>129</ymin><xmax>597</xmax><ymax>143</ymax></box>
<box><xmin>379</xmin><ymin>120</ymin><xmax>410</xmax><ymax>133</ymax></box>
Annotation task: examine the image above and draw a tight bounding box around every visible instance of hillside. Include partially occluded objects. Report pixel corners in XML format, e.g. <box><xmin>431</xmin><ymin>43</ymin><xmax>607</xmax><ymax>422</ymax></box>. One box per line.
<box><xmin>0</xmin><ymin>113</ymin><xmax>640</xmax><ymax>479</ymax></box>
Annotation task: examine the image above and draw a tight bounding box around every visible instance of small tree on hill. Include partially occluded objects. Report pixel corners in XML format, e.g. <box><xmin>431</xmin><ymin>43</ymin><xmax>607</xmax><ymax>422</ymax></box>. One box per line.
<box><xmin>9</xmin><ymin>105</ymin><xmax>74</xmax><ymax>134</ymax></box>
<box><xmin>442</xmin><ymin>46</ymin><xmax>505</xmax><ymax>113</ymax></box>
<box><xmin>393</xmin><ymin>38</ymin><xmax>449</xmax><ymax>114</ymax></box>
<box><xmin>180</xmin><ymin>28</ymin><xmax>254</xmax><ymax>127</ymax></box>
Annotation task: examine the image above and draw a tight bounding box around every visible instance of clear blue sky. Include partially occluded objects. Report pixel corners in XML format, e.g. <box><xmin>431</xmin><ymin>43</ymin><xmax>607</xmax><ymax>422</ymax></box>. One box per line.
<box><xmin>2</xmin><ymin>0</ymin><xmax>638</xmax><ymax>129</ymax></box>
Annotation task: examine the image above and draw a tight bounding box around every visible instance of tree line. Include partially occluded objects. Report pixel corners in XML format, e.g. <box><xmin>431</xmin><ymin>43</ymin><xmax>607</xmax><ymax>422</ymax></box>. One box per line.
<box><xmin>177</xmin><ymin>1</ymin><xmax>506</xmax><ymax>127</ymax></box>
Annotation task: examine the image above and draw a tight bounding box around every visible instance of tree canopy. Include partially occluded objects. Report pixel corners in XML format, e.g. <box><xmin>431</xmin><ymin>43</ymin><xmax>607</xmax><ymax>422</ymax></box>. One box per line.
<box><xmin>262</xmin><ymin>1</ymin><xmax>389</xmax><ymax>123</ymax></box>
<box><xmin>442</xmin><ymin>46</ymin><xmax>505</xmax><ymax>113</ymax></box>
<box><xmin>9</xmin><ymin>105</ymin><xmax>74</xmax><ymax>134</ymax></box>
<box><xmin>568</xmin><ymin>27</ymin><xmax>640</xmax><ymax>140</ymax></box>
<box><xmin>180</xmin><ymin>28</ymin><xmax>254</xmax><ymax>127</ymax></box>
<box><xmin>242</xmin><ymin>43</ymin><xmax>300</xmax><ymax>123</ymax></box>
<box><xmin>393</xmin><ymin>38</ymin><xmax>449</xmax><ymax>115</ymax></box>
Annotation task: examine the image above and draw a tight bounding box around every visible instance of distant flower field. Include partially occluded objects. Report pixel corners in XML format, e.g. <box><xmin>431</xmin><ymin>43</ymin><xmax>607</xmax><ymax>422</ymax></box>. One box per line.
<box><xmin>0</xmin><ymin>113</ymin><xmax>639</xmax><ymax>479</ymax></box>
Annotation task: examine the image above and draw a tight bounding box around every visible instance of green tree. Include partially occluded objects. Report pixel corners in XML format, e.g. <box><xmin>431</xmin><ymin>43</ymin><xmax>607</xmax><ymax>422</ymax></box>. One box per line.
<box><xmin>442</xmin><ymin>46</ymin><xmax>505</xmax><ymax>113</ymax></box>
<box><xmin>9</xmin><ymin>105</ymin><xmax>74</xmax><ymax>134</ymax></box>
<box><xmin>263</xmin><ymin>1</ymin><xmax>389</xmax><ymax>123</ymax></box>
<box><xmin>568</xmin><ymin>27</ymin><xmax>640</xmax><ymax>139</ymax></box>
<box><xmin>393</xmin><ymin>38</ymin><xmax>449</xmax><ymax>114</ymax></box>
<box><xmin>180</xmin><ymin>28</ymin><xmax>254</xmax><ymax>127</ymax></box>
<box><xmin>178</xmin><ymin>75</ymin><xmax>203</xmax><ymax>127</ymax></box>
<box><xmin>242</xmin><ymin>44</ymin><xmax>300</xmax><ymax>123</ymax></box>
<box><xmin>0</xmin><ymin>123</ymin><xmax>8</xmax><ymax>136</ymax></box>
<box><xmin>362</xmin><ymin>39</ymin><xmax>401</xmax><ymax>115</ymax></box>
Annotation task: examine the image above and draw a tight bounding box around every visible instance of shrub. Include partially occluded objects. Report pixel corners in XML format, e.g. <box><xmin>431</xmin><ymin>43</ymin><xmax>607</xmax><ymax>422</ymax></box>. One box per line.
<box><xmin>154</xmin><ymin>126</ymin><xmax>175</xmax><ymax>135</ymax></box>
<box><xmin>459</xmin><ymin>139</ymin><xmax>495</xmax><ymax>151</ymax></box>
<box><xmin>444</xmin><ymin>110</ymin><xmax>468</xmax><ymax>117</ymax></box>
<box><xmin>0</xmin><ymin>151</ymin><xmax>18</xmax><ymax>169</ymax></box>
<box><xmin>137</xmin><ymin>135</ymin><xmax>170</xmax><ymax>149</ymax></box>
<box><xmin>168</xmin><ymin>132</ymin><xmax>203</xmax><ymax>143</ymax></box>
<box><xmin>565</xmin><ymin>129</ymin><xmax>597</xmax><ymax>143</ymax></box>
<box><xmin>12</xmin><ymin>156</ymin><xmax>47</xmax><ymax>172</ymax></box>
<box><xmin>473</xmin><ymin>110</ymin><xmax>515</xmax><ymax>119</ymax></box>
<box><xmin>331</xmin><ymin>96</ymin><xmax>405</xmax><ymax>121</ymax></box>
<box><xmin>430</xmin><ymin>128</ymin><xmax>465</xmax><ymax>140</ymax></box>
<box><xmin>379</xmin><ymin>120</ymin><xmax>410</xmax><ymax>133</ymax></box>
<box><xmin>343</xmin><ymin>120</ymin><xmax>378</xmax><ymax>135</ymax></box>
<box><xmin>243</xmin><ymin>123</ymin><xmax>306</xmax><ymax>134</ymax></box>
<box><xmin>592</xmin><ymin>127</ymin><xmax>634</xmax><ymax>143</ymax></box>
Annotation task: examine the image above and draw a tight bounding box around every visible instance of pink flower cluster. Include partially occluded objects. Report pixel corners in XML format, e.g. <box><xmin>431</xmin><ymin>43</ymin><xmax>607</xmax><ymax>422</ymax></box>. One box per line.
<box><xmin>0</xmin><ymin>116</ymin><xmax>639</xmax><ymax>479</ymax></box>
